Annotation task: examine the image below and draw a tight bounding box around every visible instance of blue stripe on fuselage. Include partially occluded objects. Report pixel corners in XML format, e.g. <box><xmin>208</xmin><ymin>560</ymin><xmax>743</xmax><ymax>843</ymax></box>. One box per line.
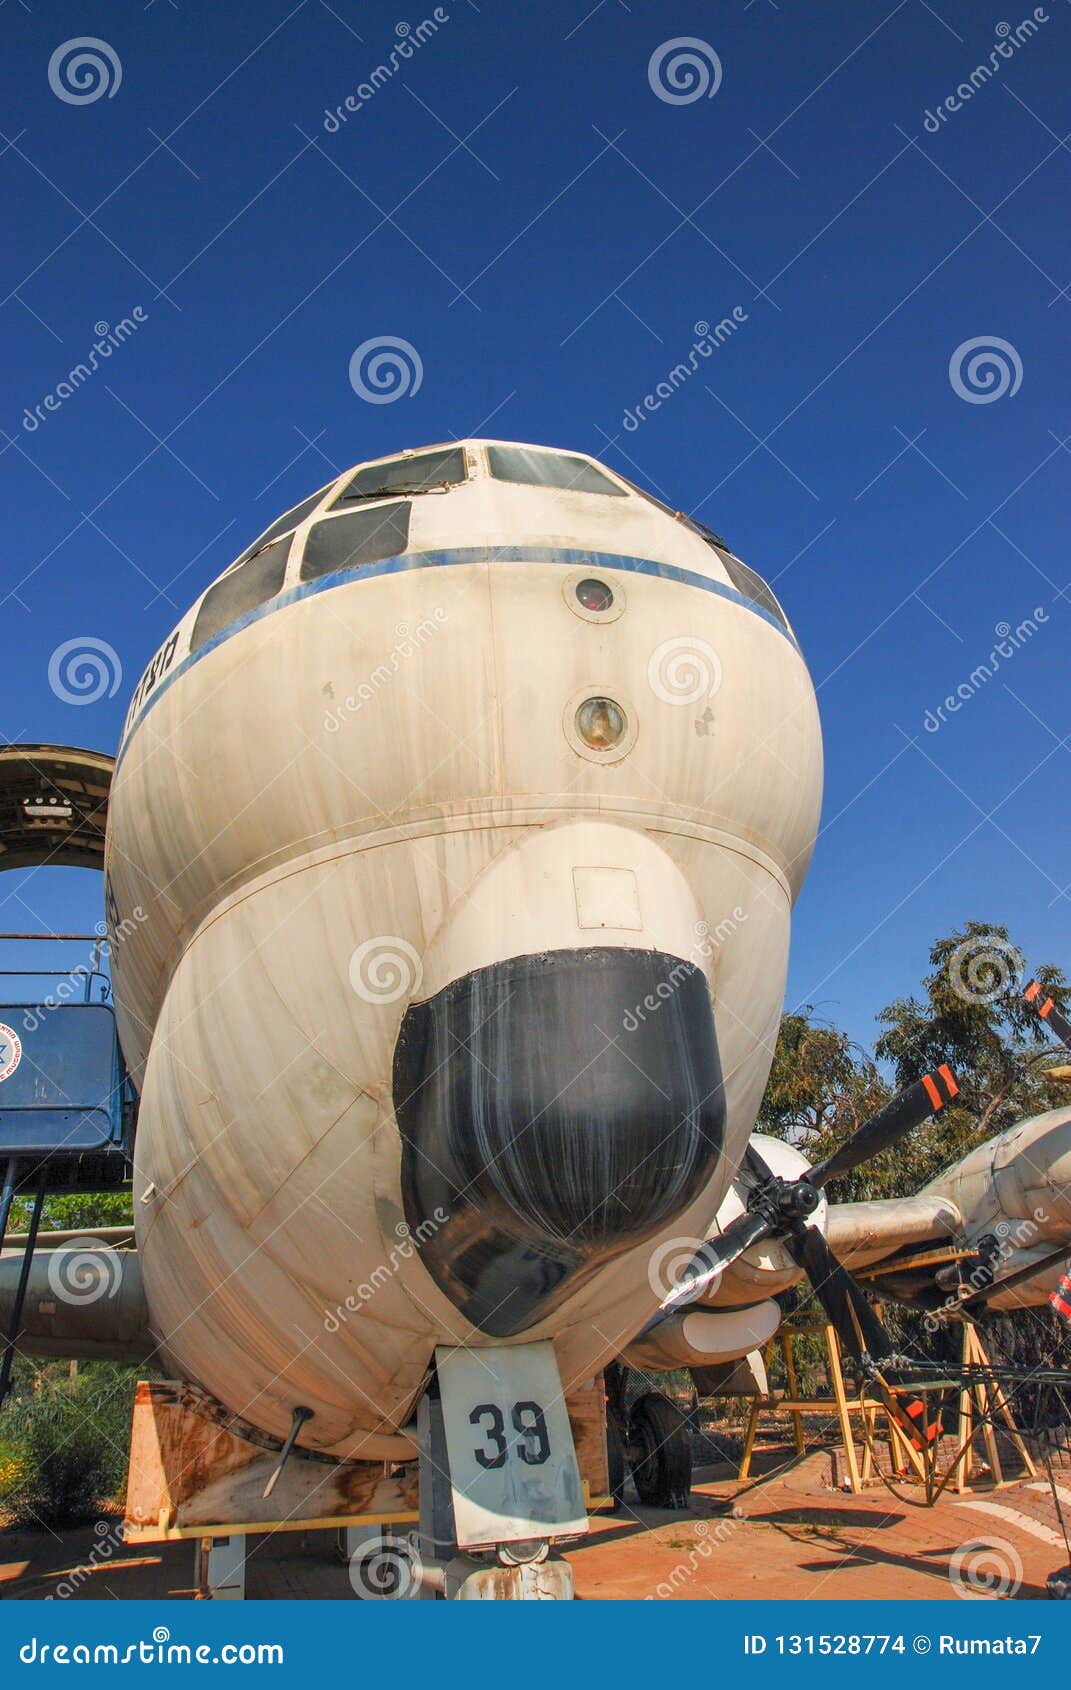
<box><xmin>115</xmin><ymin>544</ymin><xmax>800</xmax><ymax>770</ymax></box>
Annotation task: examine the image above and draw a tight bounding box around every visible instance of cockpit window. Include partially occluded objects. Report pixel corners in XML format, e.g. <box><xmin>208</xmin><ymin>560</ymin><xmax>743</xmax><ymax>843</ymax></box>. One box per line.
<box><xmin>191</xmin><ymin>536</ymin><xmax>291</xmax><ymax>654</ymax></box>
<box><xmin>333</xmin><ymin>447</ymin><xmax>466</xmax><ymax>505</ymax></box>
<box><xmin>718</xmin><ymin>550</ymin><xmax>790</xmax><ymax>632</ymax></box>
<box><xmin>486</xmin><ymin>446</ymin><xmax>627</xmax><ymax>497</ymax></box>
<box><xmin>606</xmin><ymin>471</ymin><xmax>791</xmax><ymax>634</ymax></box>
<box><xmin>617</xmin><ymin>474</ymin><xmax>732</xmax><ymax>548</ymax></box>
<box><xmin>301</xmin><ymin>502</ymin><xmax>412</xmax><ymax>582</ymax></box>
<box><xmin>231</xmin><ymin>482</ymin><xmax>334</xmax><ymax>571</ymax></box>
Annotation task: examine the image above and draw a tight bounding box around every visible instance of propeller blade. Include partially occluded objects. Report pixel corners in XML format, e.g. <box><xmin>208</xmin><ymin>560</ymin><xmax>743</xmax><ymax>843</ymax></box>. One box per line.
<box><xmin>659</xmin><ymin>1210</ymin><xmax>774</xmax><ymax>1312</ymax></box>
<box><xmin>809</xmin><ymin>1067</ymin><xmax>958</xmax><ymax>1189</ymax></box>
<box><xmin>791</xmin><ymin>1225</ymin><xmax>897</xmax><ymax>1364</ymax></box>
<box><xmin>744</xmin><ymin>1140</ymin><xmax>776</xmax><ymax>1181</ymax></box>
<box><xmin>1025</xmin><ymin>980</ymin><xmax>1071</xmax><ymax>1048</ymax></box>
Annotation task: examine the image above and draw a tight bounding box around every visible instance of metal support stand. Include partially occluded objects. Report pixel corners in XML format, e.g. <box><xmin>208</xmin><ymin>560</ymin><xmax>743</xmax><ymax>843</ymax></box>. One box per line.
<box><xmin>0</xmin><ymin>1167</ymin><xmax>45</xmax><ymax>1403</ymax></box>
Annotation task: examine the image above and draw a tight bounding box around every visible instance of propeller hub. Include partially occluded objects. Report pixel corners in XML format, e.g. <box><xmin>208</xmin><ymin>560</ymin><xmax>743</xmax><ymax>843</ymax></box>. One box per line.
<box><xmin>786</xmin><ymin>1179</ymin><xmax>821</xmax><ymax>1220</ymax></box>
<box><xmin>748</xmin><ymin>1173</ymin><xmax>821</xmax><ymax>1231</ymax></box>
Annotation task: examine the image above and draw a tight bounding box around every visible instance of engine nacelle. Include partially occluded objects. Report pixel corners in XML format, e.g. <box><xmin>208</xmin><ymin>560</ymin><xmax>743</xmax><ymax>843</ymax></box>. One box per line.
<box><xmin>622</xmin><ymin>1299</ymin><xmax>781</xmax><ymax>1371</ymax></box>
<box><xmin>925</xmin><ymin>1105</ymin><xmax>1071</xmax><ymax>1250</ymax></box>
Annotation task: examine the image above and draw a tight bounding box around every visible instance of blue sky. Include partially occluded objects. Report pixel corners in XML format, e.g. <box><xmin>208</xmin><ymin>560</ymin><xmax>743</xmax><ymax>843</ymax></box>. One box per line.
<box><xmin>1</xmin><ymin>0</ymin><xmax>1068</xmax><ymax>1051</ymax></box>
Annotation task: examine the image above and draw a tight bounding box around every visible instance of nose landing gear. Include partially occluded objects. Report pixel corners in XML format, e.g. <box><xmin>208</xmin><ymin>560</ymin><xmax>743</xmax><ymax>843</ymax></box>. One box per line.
<box><xmin>605</xmin><ymin>1363</ymin><xmax>694</xmax><ymax>1511</ymax></box>
<box><xmin>628</xmin><ymin>1391</ymin><xmax>694</xmax><ymax>1510</ymax></box>
<box><xmin>412</xmin><ymin>1342</ymin><xmax>588</xmax><ymax>1599</ymax></box>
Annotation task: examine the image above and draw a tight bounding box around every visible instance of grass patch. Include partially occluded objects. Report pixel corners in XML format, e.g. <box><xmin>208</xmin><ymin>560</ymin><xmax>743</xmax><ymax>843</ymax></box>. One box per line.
<box><xmin>1</xmin><ymin>1363</ymin><xmax>136</xmax><ymax>1528</ymax></box>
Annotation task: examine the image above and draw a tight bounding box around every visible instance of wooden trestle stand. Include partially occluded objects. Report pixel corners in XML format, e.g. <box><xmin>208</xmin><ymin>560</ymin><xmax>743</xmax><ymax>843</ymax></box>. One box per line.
<box><xmin>737</xmin><ymin>1316</ymin><xmax>1036</xmax><ymax>1503</ymax></box>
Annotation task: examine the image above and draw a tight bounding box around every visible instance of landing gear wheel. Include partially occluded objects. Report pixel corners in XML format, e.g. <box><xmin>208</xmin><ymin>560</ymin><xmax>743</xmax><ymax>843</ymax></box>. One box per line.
<box><xmin>628</xmin><ymin>1391</ymin><xmax>692</xmax><ymax>1509</ymax></box>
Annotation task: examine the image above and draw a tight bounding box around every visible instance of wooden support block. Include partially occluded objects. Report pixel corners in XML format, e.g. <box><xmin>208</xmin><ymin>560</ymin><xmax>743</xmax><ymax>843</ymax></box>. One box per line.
<box><xmin>124</xmin><ymin>1380</ymin><xmax>419</xmax><ymax>1541</ymax></box>
<box><xmin>126</xmin><ymin>1375</ymin><xmax>613</xmax><ymax>1543</ymax></box>
<box><xmin>194</xmin><ymin>1535</ymin><xmax>246</xmax><ymax>1599</ymax></box>
<box><xmin>566</xmin><ymin>1373</ymin><xmax>611</xmax><ymax>1505</ymax></box>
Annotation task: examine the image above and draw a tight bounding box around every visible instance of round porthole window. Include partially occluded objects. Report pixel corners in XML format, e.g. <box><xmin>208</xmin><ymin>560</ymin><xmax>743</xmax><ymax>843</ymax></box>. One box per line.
<box><xmin>575</xmin><ymin>577</ymin><xmax>614</xmax><ymax>613</ymax></box>
<box><xmin>564</xmin><ymin>688</ymin><xmax>637</xmax><ymax>763</ymax></box>
<box><xmin>563</xmin><ymin>567</ymin><xmax>625</xmax><ymax>623</ymax></box>
<box><xmin>575</xmin><ymin>696</ymin><xmax>626</xmax><ymax>750</ymax></box>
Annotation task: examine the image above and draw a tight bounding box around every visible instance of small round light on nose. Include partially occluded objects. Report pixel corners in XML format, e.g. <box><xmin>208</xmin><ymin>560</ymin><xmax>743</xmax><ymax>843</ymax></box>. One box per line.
<box><xmin>575</xmin><ymin>577</ymin><xmax>614</xmax><ymax>613</ymax></box>
<box><xmin>575</xmin><ymin>696</ymin><xmax>626</xmax><ymax>751</ymax></box>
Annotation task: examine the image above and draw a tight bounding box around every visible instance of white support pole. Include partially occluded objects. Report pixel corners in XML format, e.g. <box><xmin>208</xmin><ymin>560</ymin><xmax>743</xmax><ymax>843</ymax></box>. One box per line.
<box><xmin>195</xmin><ymin>1534</ymin><xmax>246</xmax><ymax>1600</ymax></box>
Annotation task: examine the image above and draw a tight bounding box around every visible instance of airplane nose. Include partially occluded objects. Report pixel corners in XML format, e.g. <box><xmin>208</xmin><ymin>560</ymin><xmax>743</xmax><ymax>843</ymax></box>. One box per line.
<box><xmin>393</xmin><ymin>945</ymin><xmax>724</xmax><ymax>1336</ymax></box>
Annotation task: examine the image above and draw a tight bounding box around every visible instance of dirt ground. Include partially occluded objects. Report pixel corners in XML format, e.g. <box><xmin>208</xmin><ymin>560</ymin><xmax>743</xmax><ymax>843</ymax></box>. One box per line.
<box><xmin>3</xmin><ymin>1441</ymin><xmax>1068</xmax><ymax>1601</ymax></box>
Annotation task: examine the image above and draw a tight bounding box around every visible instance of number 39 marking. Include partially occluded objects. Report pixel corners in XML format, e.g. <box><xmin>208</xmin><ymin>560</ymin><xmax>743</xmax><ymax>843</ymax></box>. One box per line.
<box><xmin>469</xmin><ymin>1400</ymin><xmax>551</xmax><ymax>1469</ymax></box>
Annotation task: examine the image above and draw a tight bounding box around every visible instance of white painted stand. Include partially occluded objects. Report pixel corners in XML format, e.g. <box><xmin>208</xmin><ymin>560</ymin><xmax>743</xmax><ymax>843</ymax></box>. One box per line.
<box><xmin>413</xmin><ymin>1342</ymin><xmax>586</xmax><ymax>1599</ymax></box>
<box><xmin>194</xmin><ymin>1534</ymin><xmax>246</xmax><ymax>1599</ymax></box>
<box><xmin>339</xmin><ymin>1524</ymin><xmax>387</xmax><ymax>1559</ymax></box>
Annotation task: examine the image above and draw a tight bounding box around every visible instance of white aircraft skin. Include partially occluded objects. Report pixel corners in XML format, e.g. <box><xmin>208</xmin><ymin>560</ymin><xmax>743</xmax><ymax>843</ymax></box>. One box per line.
<box><xmin>4</xmin><ymin>445</ymin><xmax>1063</xmax><ymax>1429</ymax></box>
<box><xmin>102</xmin><ymin>440</ymin><xmax>824</xmax><ymax>1460</ymax></box>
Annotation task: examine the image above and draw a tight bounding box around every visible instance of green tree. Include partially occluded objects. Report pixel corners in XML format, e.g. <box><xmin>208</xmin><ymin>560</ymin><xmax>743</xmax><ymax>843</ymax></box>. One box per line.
<box><xmin>757</xmin><ymin>1010</ymin><xmax>888</xmax><ymax>1146</ymax></box>
<box><xmin>873</xmin><ymin>920</ymin><xmax>1070</xmax><ymax>1192</ymax></box>
<box><xmin>756</xmin><ymin>1009</ymin><xmax>903</xmax><ymax>1202</ymax></box>
<box><xmin>8</xmin><ymin>1190</ymin><xmax>132</xmax><ymax>1235</ymax></box>
<box><xmin>1</xmin><ymin>1361</ymin><xmax>136</xmax><ymax>1527</ymax></box>
<box><xmin>875</xmin><ymin>921</ymin><xmax>1068</xmax><ymax>1131</ymax></box>
<box><xmin>759</xmin><ymin>924</ymin><xmax>1070</xmax><ymax>1203</ymax></box>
